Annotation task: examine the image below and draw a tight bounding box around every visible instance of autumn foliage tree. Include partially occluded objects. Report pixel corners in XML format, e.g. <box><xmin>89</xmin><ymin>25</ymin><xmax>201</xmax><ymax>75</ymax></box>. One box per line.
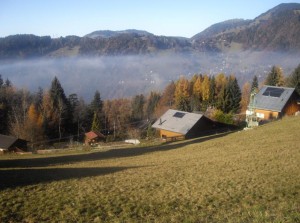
<box><xmin>174</xmin><ymin>77</ymin><xmax>190</xmax><ymax>112</ymax></box>
<box><xmin>190</xmin><ymin>75</ymin><xmax>202</xmax><ymax>111</ymax></box>
<box><xmin>287</xmin><ymin>64</ymin><xmax>300</xmax><ymax>95</ymax></box>
<box><xmin>240</xmin><ymin>82</ymin><xmax>251</xmax><ymax>113</ymax></box>
<box><xmin>265</xmin><ymin>66</ymin><xmax>285</xmax><ymax>86</ymax></box>
<box><xmin>155</xmin><ymin>81</ymin><xmax>175</xmax><ymax>117</ymax></box>
<box><xmin>104</xmin><ymin>98</ymin><xmax>131</xmax><ymax>139</ymax></box>
<box><xmin>25</xmin><ymin>104</ymin><xmax>44</xmax><ymax>143</ymax></box>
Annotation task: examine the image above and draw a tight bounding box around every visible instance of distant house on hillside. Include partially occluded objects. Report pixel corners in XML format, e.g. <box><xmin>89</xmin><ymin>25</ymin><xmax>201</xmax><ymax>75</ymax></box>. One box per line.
<box><xmin>0</xmin><ymin>134</ymin><xmax>28</xmax><ymax>153</ymax></box>
<box><xmin>152</xmin><ymin>109</ymin><xmax>230</xmax><ymax>141</ymax></box>
<box><xmin>246</xmin><ymin>85</ymin><xmax>300</xmax><ymax>126</ymax></box>
<box><xmin>85</xmin><ymin>131</ymin><xmax>106</xmax><ymax>146</ymax></box>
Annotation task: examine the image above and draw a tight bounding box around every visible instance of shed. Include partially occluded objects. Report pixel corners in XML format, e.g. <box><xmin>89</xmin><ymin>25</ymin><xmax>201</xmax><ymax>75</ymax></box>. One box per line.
<box><xmin>152</xmin><ymin>109</ymin><xmax>219</xmax><ymax>140</ymax></box>
<box><xmin>250</xmin><ymin>85</ymin><xmax>300</xmax><ymax>120</ymax></box>
<box><xmin>0</xmin><ymin>134</ymin><xmax>28</xmax><ymax>153</ymax></box>
<box><xmin>85</xmin><ymin>131</ymin><xmax>106</xmax><ymax>145</ymax></box>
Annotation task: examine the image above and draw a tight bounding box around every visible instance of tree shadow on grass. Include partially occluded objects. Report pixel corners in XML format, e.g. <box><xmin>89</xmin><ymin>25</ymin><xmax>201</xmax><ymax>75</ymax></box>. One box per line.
<box><xmin>0</xmin><ymin>132</ymin><xmax>233</xmax><ymax>169</ymax></box>
<box><xmin>0</xmin><ymin>166</ymin><xmax>139</xmax><ymax>190</ymax></box>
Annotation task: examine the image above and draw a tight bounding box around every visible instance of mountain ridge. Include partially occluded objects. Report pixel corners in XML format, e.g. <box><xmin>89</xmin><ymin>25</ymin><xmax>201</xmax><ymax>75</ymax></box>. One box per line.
<box><xmin>0</xmin><ymin>3</ymin><xmax>300</xmax><ymax>59</ymax></box>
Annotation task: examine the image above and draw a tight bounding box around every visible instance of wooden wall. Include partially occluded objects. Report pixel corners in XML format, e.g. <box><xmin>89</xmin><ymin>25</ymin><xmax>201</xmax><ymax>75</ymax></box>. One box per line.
<box><xmin>255</xmin><ymin>109</ymin><xmax>280</xmax><ymax>120</ymax></box>
<box><xmin>159</xmin><ymin>129</ymin><xmax>184</xmax><ymax>139</ymax></box>
<box><xmin>283</xmin><ymin>93</ymin><xmax>300</xmax><ymax>116</ymax></box>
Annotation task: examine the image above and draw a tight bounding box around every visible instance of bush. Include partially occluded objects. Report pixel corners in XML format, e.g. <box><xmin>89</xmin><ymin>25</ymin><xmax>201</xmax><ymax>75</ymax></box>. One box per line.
<box><xmin>212</xmin><ymin>109</ymin><xmax>234</xmax><ymax>125</ymax></box>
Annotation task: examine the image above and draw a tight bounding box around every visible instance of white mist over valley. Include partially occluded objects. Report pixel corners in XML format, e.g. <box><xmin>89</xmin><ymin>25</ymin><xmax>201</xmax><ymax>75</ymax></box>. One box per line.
<box><xmin>1</xmin><ymin>51</ymin><xmax>299</xmax><ymax>100</ymax></box>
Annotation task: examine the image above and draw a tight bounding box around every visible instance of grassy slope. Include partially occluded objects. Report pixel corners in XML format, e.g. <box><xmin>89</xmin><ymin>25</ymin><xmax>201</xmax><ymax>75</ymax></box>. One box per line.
<box><xmin>0</xmin><ymin>116</ymin><xmax>299</xmax><ymax>222</ymax></box>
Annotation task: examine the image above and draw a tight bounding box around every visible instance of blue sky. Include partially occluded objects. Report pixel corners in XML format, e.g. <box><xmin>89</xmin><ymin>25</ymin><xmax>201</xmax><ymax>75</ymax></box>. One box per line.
<box><xmin>0</xmin><ymin>0</ymin><xmax>298</xmax><ymax>38</ymax></box>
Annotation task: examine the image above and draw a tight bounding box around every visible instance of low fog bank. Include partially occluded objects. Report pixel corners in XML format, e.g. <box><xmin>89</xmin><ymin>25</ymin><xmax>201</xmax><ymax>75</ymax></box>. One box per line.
<box><xmin>0</xmin><ymin>51</ymin><xmax>299</xmax><ymax>101</ymax></box>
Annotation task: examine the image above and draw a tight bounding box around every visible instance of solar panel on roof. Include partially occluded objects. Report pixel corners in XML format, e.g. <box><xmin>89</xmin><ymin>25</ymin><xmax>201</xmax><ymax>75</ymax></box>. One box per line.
<box><xmin>262</xmin><ymin>87</ymin><xmax>284</xmax><ymax>97</ymax></box>
<box><xmin>173</xmin><ymin>112</ymin><xmax>185</xmax><ymax>118</ymax></box>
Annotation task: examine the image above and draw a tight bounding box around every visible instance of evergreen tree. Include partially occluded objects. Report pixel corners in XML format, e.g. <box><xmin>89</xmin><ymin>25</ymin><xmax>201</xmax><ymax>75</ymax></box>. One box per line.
<box><xmin>50</xmin><ymin>77</ymin><xmax>68</xmax><ymax>106</ymax></box>
<box><xmin>44</xmin><ymin>76</ymin><xmax>68</xmax><ymax>139</ymax></box>
<box><xmin>146</xmin><ymin>123</ymin><xmax>155</xmax><ymax>139</ymax></box>
<box><xmin>91</xmin><ymin>111</ymin><xmax>101</xmax><ymax>132</ymax></box>
<box><xmin>251</xmin><ymin>75</ymin><xmax>259</xmax><ymax>93</ymax></box>
<box><xmin>145</xmin><ymin>92</ymin><xmax>161</xmax><ymax>119</ymax></box>
<box><xmin>33</xmin><ymin>87</ymin><xmax>44</xmax><ymax>111</ymax></box>
<box><xmin>287</xmin><ymin>64</ymin><xmax>300</xmax><ymax>95</ymax></box>
<box><xmin>4</xmin><ymin>78</ymin><xmax>12</xmax><ymax>87</ymax></box>
<box><xmin>215</xmin><ymin>74</ymin><xmax>227</xmax><ymax>112</ymax></box>
<box><xmin>224</xmin><ymin>76</ymin><xmax>241</xmax><ymax>113</ymax></box>
<box><xmin>0</xmin><ymin>78</ymin><xmax>13</xmax><ymax>134</ymax></box>
<box><xmin>90</xmin><ymin>90</ymin><xmax>103</xmax><ymax>114</ymax></box>
<box><xmin>89</xmin><ymin>90</ymin><xmax>103</xmax><ymax>132</ymax></box>
<box><xmin>0</xmin><ymin>74</ymin><xmax>3</xmax><ymax>87</ymax></box>
<box><xmin>190</xmin><ymin>95</ymin><xmax>201</xmax><ymax>111</ymax></box>
<box><xmin>131</xmin><ymin>94</ymin><xmax>145</xmax><ymax>121</ymax></box>
<box><xmin>209</xmin><ymin>76</ymin><xmax>216</xmax><ymax>105</ymax></box>
<box><xmin>265</xmin><ymin>66</ymin><xmax>284</xmax><ymax>86</ymax></box>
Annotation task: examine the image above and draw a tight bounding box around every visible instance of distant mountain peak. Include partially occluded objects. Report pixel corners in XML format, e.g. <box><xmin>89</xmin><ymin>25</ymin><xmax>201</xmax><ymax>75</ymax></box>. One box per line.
<box><xmin>191</xmin><ymin>19</ymin><xmax>250</xmax><ymax>40</ymax></box>
<box><xmin>192</xmin><ymin>3</ymin><xmax>300</xmax><ymax>52</ymax></box>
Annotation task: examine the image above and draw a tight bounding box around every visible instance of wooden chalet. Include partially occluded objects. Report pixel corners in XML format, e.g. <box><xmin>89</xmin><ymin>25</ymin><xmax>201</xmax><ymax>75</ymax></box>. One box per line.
<box><xmin>247</xmin><ymin>86</ymin><xmax>300</xmax><ymax>121</ymax></box>
<box><xmin>0</xmin><ymin>134</ymin><xmax>28</xmax><ymax>153</ymax></box>
<box><xmin>85</xmin><ymin>131</ymin><xmax>105</xmax><ymax>146</ymax></box>
<box><xmin>152</xmin><ymin>109</ymin><xmax>221</xmax><ymax>141</ymax></box>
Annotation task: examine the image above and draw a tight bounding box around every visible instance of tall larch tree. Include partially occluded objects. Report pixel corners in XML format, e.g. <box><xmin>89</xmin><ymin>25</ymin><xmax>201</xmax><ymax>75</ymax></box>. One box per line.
<box><xmin>190</xmin><ymin>76</ymin><xmax>202</xmax><ymax>111</ymax></box>
<box><xmin>201</xmin><ymin>75</ymin><xmax>210</xmax><ymax>110</ymax></box>
<box><xmin>25</xmin><ymin>103</ymin><xmax>44</xmax><ymax>143</ymax></box>
<box><xmin>265</xmin><ymin>66</ymin><xmax>285</xmax><ymax>86</ymax></box>
<box><xmin>174</xmin><ymin>77</ymin><xmax>191</xmax><ymax>112</ymax></box>
<box><xmin>240</xmin><ymin>82</ymin><xmax>251</xmax><ymax>113</ymax></box>
<box><xmin>251</xmin><ymin>75</ymin><xmax>259</xmax><ymax>93</ymax></box>
<box><xmin>155</xmin><ymin>81</ymin><xmax>175</xmax><ymax>117</ymax></box>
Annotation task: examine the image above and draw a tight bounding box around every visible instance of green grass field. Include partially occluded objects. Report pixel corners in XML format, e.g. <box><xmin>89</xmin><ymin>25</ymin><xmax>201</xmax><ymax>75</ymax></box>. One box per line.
<box><xmin>1</xmin><ymin>116</ymin><xmax>300</xmax><ymax>222</ymax></box>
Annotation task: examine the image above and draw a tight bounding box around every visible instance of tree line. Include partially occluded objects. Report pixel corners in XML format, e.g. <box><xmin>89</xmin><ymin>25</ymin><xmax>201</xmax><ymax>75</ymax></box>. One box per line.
<box><xmin>0</xmin><ymin>64</ymin><xmax>299</xmax><ymax>146</ymax></box>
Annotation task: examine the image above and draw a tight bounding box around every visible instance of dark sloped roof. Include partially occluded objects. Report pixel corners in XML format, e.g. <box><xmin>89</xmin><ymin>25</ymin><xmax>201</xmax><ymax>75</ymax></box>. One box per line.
<box><xmin>254</xmin><ymin>85</ymin><xmax>295</xmax><ymax>112</ymax></box>
<box><xmin>152</xmin><ymin>109</ymin><xmax>204</xmax><ymax>135</ymax></box>
<box><xmin>0</xmin><ymin>134</ymin><xmax>18</xmax><ymax>150</ymax></box>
